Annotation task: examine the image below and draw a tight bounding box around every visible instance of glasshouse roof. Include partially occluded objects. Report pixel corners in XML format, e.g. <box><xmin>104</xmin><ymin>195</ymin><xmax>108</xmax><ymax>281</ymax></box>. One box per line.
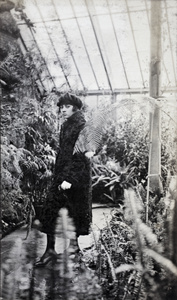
<box><xmin>12</xmin><ymin>0</ymin><xmax>177</xmax><ymax>96</ymax></box>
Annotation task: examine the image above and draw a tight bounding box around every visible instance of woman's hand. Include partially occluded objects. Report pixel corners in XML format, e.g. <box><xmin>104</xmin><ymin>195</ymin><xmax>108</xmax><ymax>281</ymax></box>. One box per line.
<box><xmin>85</xmin><ymin>151</ymin><xmax>95</xmax><ymax>158</ymax></box>
<box><xmin>58</xmin><ymin>180</ymin><xmax>72</xmax><ymax>191</ymax></box>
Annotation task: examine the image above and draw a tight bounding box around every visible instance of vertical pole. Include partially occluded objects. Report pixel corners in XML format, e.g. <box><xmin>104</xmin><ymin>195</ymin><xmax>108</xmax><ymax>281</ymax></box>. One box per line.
<box><xmin>171</xmin><ymin>96</ymin><xmax>177</xmax><ymax>266</ymax></box>
<box><xmin>111</xmin><ymin>93</ymin><xmax>117</xmax><ymax>120</ymax></box>
<box><xmin>149</xmin><ymin>0</ymin><xmax>161</xmax><ymax>98</ymax></box>
<box><xmin>146</xmin><ymin>0</ymin><xmax>163</xmax><ymax>222</ymax></box>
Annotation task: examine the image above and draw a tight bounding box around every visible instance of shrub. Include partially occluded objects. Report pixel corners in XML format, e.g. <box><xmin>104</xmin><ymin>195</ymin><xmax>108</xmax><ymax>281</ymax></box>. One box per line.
<box><xmin>91</xmin><ymin>99</ymin><xmax>149</xmax><ymax>204</ymax></box>
<box><xmin>91</xmin><ymin>97</ymin><xmax>176</xmax><ymax>204</ymax></box>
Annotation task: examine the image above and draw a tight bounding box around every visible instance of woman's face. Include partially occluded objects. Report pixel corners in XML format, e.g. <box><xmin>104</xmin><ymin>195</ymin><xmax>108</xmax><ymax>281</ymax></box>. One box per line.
<box><xmin>60</xmin><ymin>104</ymin><xmax>75</xmax><ymax>119</ymax></box>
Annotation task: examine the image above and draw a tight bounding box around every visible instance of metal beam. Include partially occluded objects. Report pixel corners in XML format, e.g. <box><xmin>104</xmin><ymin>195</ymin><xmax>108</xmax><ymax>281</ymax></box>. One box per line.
<box><xmin>75</xmin><ymin>86</ymin><xmax>176</xmax><ymax>96</ymax></box>
<box><xmin>69</xmin><ymin>0</ymin><xmax>100</xmax><ymax>90</ymax></box>
<box><xmin>34</xmin><ymin>0</ymin><xmax>71</xmax><ymax>89</ymax></box>
<box><xmin>147</xmin><ymin>0</ymin><xmax>163</xmax><ymax>216</ymax></box>
<box><xmin>144</xmin><ymin>0</ymin><xmax>170</xmax><ymax>86</ymax></box>
<box><xmin>28</xmin><ymin>27</ymin><xmax>56</xmax><ymax>89</ymax></box>
<box><xmin>106</xmin><ymin>0</ymin><xmax>130</xmax><ymax>89</ymax></box>
<box><xmin>19</xmin><ymin>32</ymin><xmax>28</xmax><ymax>52</ymax></box>
<box><xmin>19</xmin><ymin>32</ymin><xmax>45</xmax><ymax>90</ymax></box>
<box><xmin>125</xmin><ymin>0</ymin><xmax>145</xmax><ymax>88</ymax></box>
<box><xmin>84</xmin><ymin>0</ymin><xmax>113</xmax><ymax>92</ymax></box>
<box><xmin>16</xmin><ymin>5</ymin><xmax>176</xmax><ymax>25</ymax></box>
<box><xmin>164</xmin><ymin>0</ymin><xmax>177</xmax><ymax>86</ymax></box>
<box><xmin>77</xmin><ymin>88</ymin><xmax>149</xmax><ymax>96</ymax></box>
<box><xmin>149</xmin><ymin>1</ymin><xmax>162</xmax><ymax>98</ymax></box>
<box><xmin>51</xmin><ymin>0</ymin><xmax>85</xmax><ymax>90</ymax></box>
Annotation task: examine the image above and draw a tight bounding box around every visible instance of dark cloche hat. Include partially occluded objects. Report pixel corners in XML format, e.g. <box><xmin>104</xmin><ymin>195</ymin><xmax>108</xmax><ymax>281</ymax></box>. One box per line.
<box><xmin>57</xmin><ymin>93</ymin><xmax>83</xmax><ymax>109</ymax></box>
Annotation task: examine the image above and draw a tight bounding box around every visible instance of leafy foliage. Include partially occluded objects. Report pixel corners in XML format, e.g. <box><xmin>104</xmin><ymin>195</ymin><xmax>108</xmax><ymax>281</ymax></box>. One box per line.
<box><xmin>1</xmin><ymin>112</ymin><xmax>58</xmax><ymax>231</ymax></box>
<box><xmin>1</xmin><ymin>44</ymin><xmax>61</xmax><ymax>234</ymax></box>
<box><xmin>1</xmin><ymin>35</ymin><xmax>176</xmax><ymax>299</ymax></box>
<box><xmin>91</xmin><ymin>98</ymin><xmax>177</xmax><ymax>204</ymax></box>
<box><xmin>73</xmin><ymin>106</ymin><xmax>110</xmax><ymax>154</ymax></box>
<box><xmin>0</xmin><ymin>9</ymin><xmax>20</xmax><ymax>38</ymax></box>
<box><xmin>91</xmin><ymin>99</ymin><xmax>149</xmax><ymax>204</ymax></box>
<box><xmin>1</xmin><ymin>140</ymin><xmax>31</xmax><ymax>234</ymax></box>
<box><xmin>84</xmin><ymin>188</ymin><xmax>177</xmax><ymax>300</ymax></box>
<box><xmin>160</xmin><ymin>99</ymin><xmax>177</xmax><ymax>191</ymax></box>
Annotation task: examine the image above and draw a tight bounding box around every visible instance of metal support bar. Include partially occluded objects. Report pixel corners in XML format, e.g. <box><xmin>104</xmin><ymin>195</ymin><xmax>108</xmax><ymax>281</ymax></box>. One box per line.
<box><xmin>16</xmin><ymin>5</ymin><xmax>176</xmax><ymax>26</ymax></box>
<box><xmin>78</xmin><ymin>87</ymin><xmax>149</xmax><ymax>95</ymax></box>
<box><xmin>76</xmin><ymin>86</ymin><xmax>176</xmax><ymax>96</ymax></box>
<box><xmin>149</xmin><ymin>1</ymin><xmax>162</xmax><ymax>98</ymax></box>
<box><xmin>51</xmin><ymin>0</ymin><xmax>85</xmax><ymax>90</ymax></box>
<box><xmin>34</xmin><ymin>0</ymin><xmax>71</xmax><ymax>89</ymax></box>
<box><xmin>164</xmin><ymin>0</ymin><xmax>177</xmax><ymax>86</ymax></box>
<box><xmin>69</xmin><ymin>0</ymin><xmax>100</xmax><ymax>90</ymax></box>
<box><xmin>85</xmin><ymin>0</ymin><xmax>113</xmax><ymax>92</ymax></box>
<box><xmin>19</xmin><ymin>32</ymin><xmax>28</xmax><ymax>51</ymax></box>
<box><xmin>19</xmin><ymin>32</ymin><xmax>45</xmax><ymax>90</ymax></box>
<box><xmin>144</xmin><ymin>0</ymin><xmax>170</xmax><ymax>86</ymax></box>
<box><xmin>29</xmin><ymin>27</ymin><xmax>56</xmax><ymax>89</ymax></box>
<box><xmin>106</xmin><ymin>0</ymin><xmax>130</xmax><ymax>89</ymax></box>
<box><xmin>146</xmin><ymin>0</ymin><xmax>163</xmax><ymax>223</ymax></box>
<box><xmin>125</xmin><ymin>0</ymin><xmax>145</xmax><ymax>88</ymax></box>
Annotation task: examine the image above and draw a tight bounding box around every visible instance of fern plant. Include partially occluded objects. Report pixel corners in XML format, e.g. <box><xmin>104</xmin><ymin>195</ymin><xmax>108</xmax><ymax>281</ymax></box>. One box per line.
<box><xmin>73</xmin><ymin>105</ymin><xmax>110</xmax><ymax>154</ymax></box>
<box><xmin>81</xmin><ymin>99</ymin><xmax>150</xmax><ymax>204</ymax></box>
<box><xmin>90</xmin><ymin>187</ymin><xmax>177</xmax><ymax>300</ymax></box>
<box><xmin>74</xmin><ymin>98</ymin><xmax>149</xmax><ymax>156</ymax></box>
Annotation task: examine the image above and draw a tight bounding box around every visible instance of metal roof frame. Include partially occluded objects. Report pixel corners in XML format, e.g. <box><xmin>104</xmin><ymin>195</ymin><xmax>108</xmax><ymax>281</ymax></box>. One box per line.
<box><xmin>69</xmin><ymin>0</ymin><xmax>100</xmax><ymax>90</ymax></box>
<box><xmin>51</xmin><ymin>0</ymin><xmax>85</xmax><ymax>90</ymax></box>
<box><xmin>124</xmin><ymin>0</ymin><xmax>145</xmax><ymax>88</ymax></box>
<box><xmin>144</xmin><ymin>0</ymin><xmax>171</xmax><ymax>86</ymax></box>
<box><xmin>29</xmin><ymin>25</ymin><xmax>56</xmax><ymax>89</ymax></box>
<box><xmin>164</xmin><ymin>0</ymin><xmax>177</xmax><ymax>86</ymax></box>
<box><xmin>106</xmin><ymin>0</ymin><xmax>130</xmax><ymax>89</ymax></box>
<box><xmin>34</xmin><ymin>0</ymin><xmax>71</xmax><ymax>89</ymax></box>
<box><xmin>15</xmin><ymin>0</ymin><xmax>177</xmax><ymax>96</ymax></box>
<box><xmin>85</xmin><ymin>0</ymin><xmax>113</xmax><ymax>92</ymax></box>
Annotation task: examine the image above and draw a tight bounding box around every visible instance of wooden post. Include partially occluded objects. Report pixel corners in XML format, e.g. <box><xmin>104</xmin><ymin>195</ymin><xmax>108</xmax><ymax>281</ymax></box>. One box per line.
<box><xmin>148</xmin><ymin>0</ymin><xmax>163</xmax><ymax>196</ymax></box>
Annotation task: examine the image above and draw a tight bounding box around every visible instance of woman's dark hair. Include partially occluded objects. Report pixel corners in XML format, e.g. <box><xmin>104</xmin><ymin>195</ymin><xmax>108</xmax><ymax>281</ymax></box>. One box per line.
<box><xmin>57</xmin><ymin>93</ymin><xmax>83</xmax><ymax>110</ymax></box>
<box><xmin>72</xmin><ymin>105</ymin><xmax>79</xmax><ymax>112</ymax></box>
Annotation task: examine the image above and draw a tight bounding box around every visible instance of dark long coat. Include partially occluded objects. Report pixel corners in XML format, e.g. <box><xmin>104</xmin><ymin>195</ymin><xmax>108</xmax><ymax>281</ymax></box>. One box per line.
<box><xmin>40</xmin><ymin>110</ymin><xmax>92</xmax><ymax>237</ymax></box>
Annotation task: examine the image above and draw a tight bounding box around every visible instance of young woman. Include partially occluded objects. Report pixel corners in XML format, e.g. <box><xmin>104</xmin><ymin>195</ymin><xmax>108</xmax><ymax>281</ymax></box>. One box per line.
<box><xmin>35</xmin><ymin>93</ymin><xmax>92</xmax><ymax>267</ymax></box>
